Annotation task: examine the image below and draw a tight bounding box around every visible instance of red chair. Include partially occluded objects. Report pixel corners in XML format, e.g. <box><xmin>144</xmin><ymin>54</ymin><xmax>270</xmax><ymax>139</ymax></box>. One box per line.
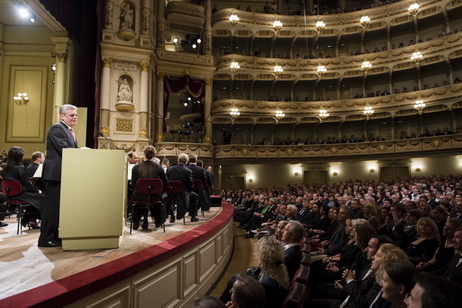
<box><xmin>1</xmin><ymin>180</ymin><xmax>31</xmax><ymax>234</ymax></box>
<box><xmin>131</xmin><ymin>178</ymin><xmax>165</xmax><ymax>233</ymax></box>
<box><xmin>283</xmin><ymin>281</ymin><xmax>306</xmax><ymax>308</ymax></box>
<box><xmin>192</xmin><ymin>179</ymin><xmax>205</xmax><ymax>218</ymax></box>
<box><xmin>162</xmin><ymin>181</ymin><xmax>184</xmax><ymax>224</ymax></box>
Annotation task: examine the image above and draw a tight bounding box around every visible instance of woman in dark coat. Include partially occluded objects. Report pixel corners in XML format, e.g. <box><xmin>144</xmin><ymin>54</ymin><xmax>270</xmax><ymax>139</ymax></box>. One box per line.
<box><xmin>0</xmin><ymin>146</ymin><xmax>44</xmax><ymax>228</ymax></box>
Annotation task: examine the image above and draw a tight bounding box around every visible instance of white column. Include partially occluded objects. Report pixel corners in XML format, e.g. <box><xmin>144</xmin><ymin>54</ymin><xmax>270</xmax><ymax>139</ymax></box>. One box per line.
<box><xmin>51</xmin><ymin>37</ymin><xmax>71</xmax><ymax>122</ymax></box>
<box><xmin>139</xmin><ymin>61</ymin><xmax>149</xmax><ymax>139</ymax></box>
<box><xmin>204</xmin><ymin>77</ymin><xmax>213</xmax><ymax>144</ymax></box>
<box><xmin>100</xmin><ymin>57</ymin><xmax>112</xmax><ymax>136</ymax></box>
<box><xmin>156</xmin><ymin>72</ymin><xmax>165</xmax><ymax>142</ymax></box>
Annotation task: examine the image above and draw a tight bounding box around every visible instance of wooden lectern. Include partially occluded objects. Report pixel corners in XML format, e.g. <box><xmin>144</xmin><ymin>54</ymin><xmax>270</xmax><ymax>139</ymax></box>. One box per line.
<box><xmin>60</xmin><ymin>149</ymin><xmax>127</xmax><ymax>250</ymax></box>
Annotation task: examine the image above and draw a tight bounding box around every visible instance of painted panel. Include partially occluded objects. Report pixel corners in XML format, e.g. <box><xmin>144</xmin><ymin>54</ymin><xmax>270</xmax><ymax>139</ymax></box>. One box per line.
<box><xmin>7</xmin><ymin>66</ymin><xmax>48</xmax><ymax>142</ymax></box>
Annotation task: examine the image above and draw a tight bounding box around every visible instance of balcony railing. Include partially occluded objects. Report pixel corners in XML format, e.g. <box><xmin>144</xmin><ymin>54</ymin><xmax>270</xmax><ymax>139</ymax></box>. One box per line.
<box><xmin>156</xmin><ymin>134</ymin><xmax>462</xmax><ymax>160</ymax></box>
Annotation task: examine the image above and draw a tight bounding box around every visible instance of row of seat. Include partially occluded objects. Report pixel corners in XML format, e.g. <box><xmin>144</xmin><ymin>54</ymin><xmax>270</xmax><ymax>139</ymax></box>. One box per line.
<box><xmin>129</xmin><ymin>178</ymin><xmax>205</xmax><ymax>234</ymax></box>
<box><xmin>2</xmin><ymin>178</ymin><xmax>205</xmax><ymax>236</ymax></box>
<box><xmin>284</xmin><ymin>238</ymin><xmax>312</xmax><ymax>308</ymax></box>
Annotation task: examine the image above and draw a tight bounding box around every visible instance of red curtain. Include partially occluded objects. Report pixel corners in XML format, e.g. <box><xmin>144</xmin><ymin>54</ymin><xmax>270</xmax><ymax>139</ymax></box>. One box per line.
<box><xmin>163</xmin><ymin>75</ymin><xmax>205</xmax><ymax>131</ymax></box>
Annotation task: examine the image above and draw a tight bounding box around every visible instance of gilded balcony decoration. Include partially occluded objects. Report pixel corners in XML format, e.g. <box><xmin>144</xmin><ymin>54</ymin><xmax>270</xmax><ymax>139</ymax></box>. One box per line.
<box><xmin>166</xmin><ymin>1</ymin><xmax>205</xmax><ymax>33</ymax></box>
<box><xmin>214</xmin><ymin>31</ymin><xmax>462</xmax><ymax>81</ymax></box>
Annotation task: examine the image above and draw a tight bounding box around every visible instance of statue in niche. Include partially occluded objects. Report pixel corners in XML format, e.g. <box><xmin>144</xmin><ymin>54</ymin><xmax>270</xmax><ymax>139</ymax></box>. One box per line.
<box><xmin>120</xmin><ymin>3</ymin><xmax>134</xmax><ymax>30</ymax></box>
<box><xmin>117</xmin><ymin>78</ymin><xmax>133</xmax><ymax>102</ymax></box>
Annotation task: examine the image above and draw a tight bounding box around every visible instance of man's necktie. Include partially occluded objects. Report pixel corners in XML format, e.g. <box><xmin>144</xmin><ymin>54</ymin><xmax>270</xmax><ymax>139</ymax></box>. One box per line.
<box><xmin>70</xmin><ymin>128</ymin><xmax>76</xmax><ymax>141</ymax></box>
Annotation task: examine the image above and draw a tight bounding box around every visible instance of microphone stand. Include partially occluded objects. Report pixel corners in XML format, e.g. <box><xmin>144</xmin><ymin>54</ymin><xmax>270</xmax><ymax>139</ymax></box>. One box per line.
<box><xmin>97</xmin><ymin>130</ymin><xmax>114</xmax><ymax>149</ymax></box>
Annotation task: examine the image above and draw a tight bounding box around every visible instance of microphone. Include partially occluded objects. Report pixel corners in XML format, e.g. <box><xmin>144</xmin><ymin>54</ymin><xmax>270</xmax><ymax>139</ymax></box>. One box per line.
<box><xmin>97</xmin><ymin>130</ymin><xmax>114</xmax><ymax>149</ymax></box>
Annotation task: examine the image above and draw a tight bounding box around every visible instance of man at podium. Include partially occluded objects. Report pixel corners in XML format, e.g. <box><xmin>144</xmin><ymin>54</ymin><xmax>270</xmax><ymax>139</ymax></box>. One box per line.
<box><xmin>38</xmin><ymin>105</ymin><xmax>79</xmax><ymax>248</ymax></box>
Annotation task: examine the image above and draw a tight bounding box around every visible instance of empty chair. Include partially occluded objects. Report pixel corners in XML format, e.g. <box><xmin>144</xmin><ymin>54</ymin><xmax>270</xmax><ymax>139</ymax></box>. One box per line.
<box><xmin>2</xmin><ymin>180</ymin><xmax>33</xmax><ymax>234</ymax></box>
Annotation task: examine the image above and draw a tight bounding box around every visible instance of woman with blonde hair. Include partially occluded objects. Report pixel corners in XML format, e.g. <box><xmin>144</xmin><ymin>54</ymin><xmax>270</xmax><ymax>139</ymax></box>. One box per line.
<box><xmin>254</xmin><ymin>236</ymin><xmax>290</xmax><ymax>308</ymax></box>
<box><xmin>405</xmin><ymin>216</ymin><xmax>440</xmax><ymax>265</ymax></box>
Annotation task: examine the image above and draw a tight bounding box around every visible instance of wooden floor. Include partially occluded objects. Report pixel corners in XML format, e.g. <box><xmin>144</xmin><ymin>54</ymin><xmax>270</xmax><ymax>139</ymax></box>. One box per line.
<box><xmin>0</xmin><ymin>208</ymin><xmax>223</xmax><ymax>300</ymax></box>
<box><xmin>208</xmin><ymin>222</ymin><xmax>258</xmax><ymax>299</ymax></box>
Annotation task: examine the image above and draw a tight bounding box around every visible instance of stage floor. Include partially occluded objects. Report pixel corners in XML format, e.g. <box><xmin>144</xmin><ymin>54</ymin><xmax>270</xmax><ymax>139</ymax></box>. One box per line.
<box><xmin>0</xmin><ymin>207</ymin><xmax>221</xmax><ymax>300</ymax></box>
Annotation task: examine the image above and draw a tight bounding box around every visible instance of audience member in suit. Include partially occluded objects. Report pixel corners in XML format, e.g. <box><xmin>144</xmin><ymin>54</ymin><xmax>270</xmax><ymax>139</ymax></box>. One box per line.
<box><xmin>435</xmin><ymin>227</ymin><xmax>462</xmax><ymax>284</ymax></box>
<box><xmin>38</xmin><ymin>104</ymin><xmax>79</xmax><ymax>247</ymax></box>
<box><xmin>450</xmin><ymin>201</ymin><xmax>462</xmax><ymax>219</ymax></box>
<box><xmin>350</xmin><ymin>199</ymin><xmax>365</xmax><ymax>219</ymax></box>
<box><xmin>197</xmin><ymin>160</ymin><xmax>212</xmax><ymax>205</ymax></box>
<box><xmin>296</xmin><ymin>198</ymin><xmax>311</xmax><ymax>225</ymax></box>
<box><xmin>26</xmin><ymin>151</ymin><xmax>46</xmax><ymax>193</ymax></box>
<box><xmin>206</xmin><ymin>166</ymin><xmax>214</xmax><ymax>194</ymax></box>
<box><xmin>187</xmin><ymin>154</ymin><xmax>209</xmax><ymax>217</ymax></box>
<box><xmin>388</xmin><ymin>206</ymin><xmax>422</xmax><ymax>250</ymax></box>
<box><xmin>131</xmin><ymin>145</ymin><xmax>168</xmax><ymax>230</ymax></box>
<box><xmin>166</xmin><ymin>153</ymin><xmax>199</xmax><ymax>222</ymax></box>
<box><xmin>281</xmin><ymin>220</ymin><xmax>303</xmax><ymax>281</ymax></box>
<box><xmin>313</xmin><ymin>206</ymin><xmax>351</xmax><ymax>259</ymax></box>
<box><xmin>0</xmin><ymin>146</ymin><xmax>44</xmax><ymax>229</ymax></box>
<box><xmin>404</xmin><ymin>273</ymin><xmax>462</xmax><ymax>308</ymax></box>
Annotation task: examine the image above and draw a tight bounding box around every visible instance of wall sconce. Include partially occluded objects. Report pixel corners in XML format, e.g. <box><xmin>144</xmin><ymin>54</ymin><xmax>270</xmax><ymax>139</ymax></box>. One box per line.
<box><xmin>363</xmin><ymin>106</ymin><xmax>374</xmax><ymax>119</ymax></box>
<box><xmin>273</xmin><ymin>20</ymin><xmax>283</xmax><ymax>32</ymax></box>
<box><xmin>316</xmin><ymin>20</ymin><xmax>325</xmax><ymax>32</ymax></box>
<box><xmin>411</xmin><ymin>52</ymin><xmax>423</xmax><ymax>62</ymax></box>
<box><xmin>369</xmin><ymin>168</ymin><xmax>375</xmax><ymax>173</ymax></box>
<box><xmin>332</xmin><ymin>170</ymin><xmax>339</xmax><ymax>176</ymax></box>
<box><xmin>274</xmin><ymin>65</ymin><xmax>283</xmax><ymax>76</ymax></box>
<box><xmin>414</xmin><ymin>165</ymin><xmax>422</xmax><ymax>172</ymax></box>
<box><xmin>317</xmin><ymin>65</ymin><xmax>327</xmax><ymax>77</ymax></box>
<box><xmin>318</xmin><ymin>110</ymin><xmax>329</xmax><ymax>122</ymax></box>
<box><xmin>230</xmin><ymin>61</ymin><xmax>240</xmax><ymax>73</ymax></box>
<box><xmin>360</xmin><ymin>16</ymin><xmax>370</xmax><ymax>28</ymax></box>
<box><xmin>408</xmin><ymin>3</ymin><xmax>420</xmax><ymax>16</ymax></box>
<box><xmin>413</xmin><ymin>100</ymin><xmax>426</xmax><ymax>114</ymax></box>
<box><xmin>14</xmin><ymin>92</ymin><xmax>29</xmax><ymax>105</ymax></box>
<box><xmin>361</xmin><ymin>61</ymin><xmax>372</xmax><ymax>73</ymax></box>
<box><xmin>229</xmin><ymin>14</ymin><xmax>239</xmax><ymax>26</ymax></box>
<box><xmin>248</xmin><ymin>178</ymin><xmax>253</xmax><ymax>183</ymax></box>
<box><xmin>294</xmin><ymin>171</ymin><xmax>299</xmax><ymax>176</ymax></box>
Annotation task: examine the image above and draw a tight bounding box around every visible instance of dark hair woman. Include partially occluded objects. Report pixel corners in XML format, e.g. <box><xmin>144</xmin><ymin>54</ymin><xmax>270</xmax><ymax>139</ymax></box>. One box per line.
<box><xmin>1</xmin><ymin>146</ymin><xmax>45</xmax><ymax>228</ymax></box>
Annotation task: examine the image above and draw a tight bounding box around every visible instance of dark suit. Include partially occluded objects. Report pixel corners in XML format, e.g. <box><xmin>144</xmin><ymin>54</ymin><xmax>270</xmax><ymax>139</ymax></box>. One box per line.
<box><xmin>442</xmin><ymin>253</ymin><xmax>462</xmax><ymax>284</ymax></box>
<box><xmin>166</xmin><ymin>164</ymin><xmax>198</xmax><ymax>219</ymax></box>
<box><xmin>187</xmin><ymin>163</ymin><xmax>210</xmax><ymax>211</ymax></box>
<box><xmin>324</xmin><ymin>224</ymin><xmax>347</xmax><ymax>256</ymax></box>
<box><xmin>284</xmin><ymin>244</ymin><xmax>302</xmax><ymax>282</ymax></box>
<box><xmin>26</xmin><ymin>162</ymin><xmax>46</xmax><ymax>192</ymax></box>
<box><xmin>39</xmin><ymin>121</ymin><xmax>78</xmax><ymax>244</ymax></box>
<box><xmin>131</xmin><ymin>161</ymin><xmax>168</xmax><ymax>227</ymax></box>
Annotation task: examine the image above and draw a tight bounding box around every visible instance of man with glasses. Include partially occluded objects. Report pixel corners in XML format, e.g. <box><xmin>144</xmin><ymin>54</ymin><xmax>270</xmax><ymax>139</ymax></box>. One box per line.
<box><xmin>38</xmin><ymin>105</ymin><xmax>79</xmax><ymax>247</ymax></box>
